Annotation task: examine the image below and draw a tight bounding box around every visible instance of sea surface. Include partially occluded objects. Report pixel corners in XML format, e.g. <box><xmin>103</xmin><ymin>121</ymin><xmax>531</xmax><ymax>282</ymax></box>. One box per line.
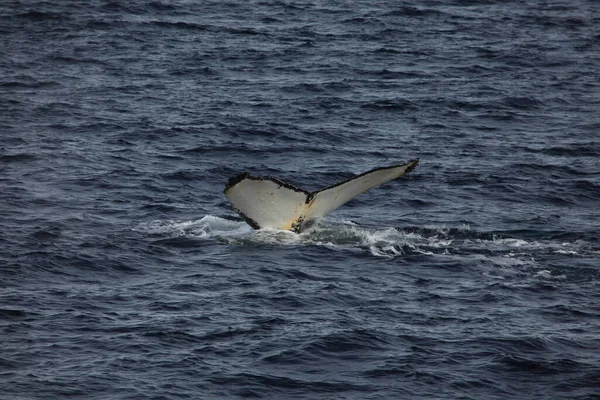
<box><xmin>1</xmin><ymin>0</ymin><xmax>599</xmax><ymax>399</ymax></box>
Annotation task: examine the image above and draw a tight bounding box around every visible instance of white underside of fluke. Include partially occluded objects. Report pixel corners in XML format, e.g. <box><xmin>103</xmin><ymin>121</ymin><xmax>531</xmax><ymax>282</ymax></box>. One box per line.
<box><xmin>224</xmin><ymin>159</ymin><xmax>419</xmax><ymax>232</ymax></box>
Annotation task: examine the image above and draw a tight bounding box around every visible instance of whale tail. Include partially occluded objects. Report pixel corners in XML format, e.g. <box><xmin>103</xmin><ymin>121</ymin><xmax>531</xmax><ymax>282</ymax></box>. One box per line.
<box><xmin>224</xmin><ymin>159</ymin><xmax>419</xmax><ymax>232</ymax></box>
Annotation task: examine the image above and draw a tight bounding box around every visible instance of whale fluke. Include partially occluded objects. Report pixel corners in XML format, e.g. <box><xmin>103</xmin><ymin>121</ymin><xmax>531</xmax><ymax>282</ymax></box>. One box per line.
<box><xmin>224</xmin><ymin>159</ymin><xmax>419</xmax><ymax>233</ymax></box>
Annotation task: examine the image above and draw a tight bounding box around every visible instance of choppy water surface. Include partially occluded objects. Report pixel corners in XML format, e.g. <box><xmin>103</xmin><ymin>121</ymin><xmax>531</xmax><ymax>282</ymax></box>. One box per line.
<box><xmin>1</xmin><ymin>0</ymin><xmax>599</xmax><ymax>398</ymax></box>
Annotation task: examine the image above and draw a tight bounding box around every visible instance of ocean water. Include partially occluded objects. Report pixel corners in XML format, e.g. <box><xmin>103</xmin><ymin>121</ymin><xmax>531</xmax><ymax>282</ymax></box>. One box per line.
<box><xmin>1</xmin><ymin>0</ymin><xmax>599</xmax><ymax>399</ymax></box>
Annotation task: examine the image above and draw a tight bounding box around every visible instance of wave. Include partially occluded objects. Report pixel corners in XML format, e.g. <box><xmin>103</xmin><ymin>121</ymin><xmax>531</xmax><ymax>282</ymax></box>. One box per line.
<box><xmin>134</xmin><ymin>216</ymin><xmax>592</xmax><ymax>268</ymax></box>
<box><xmin>138</xmin><ymin>215</ymin><xmax>253</xmax><ymax>239</ymax></box>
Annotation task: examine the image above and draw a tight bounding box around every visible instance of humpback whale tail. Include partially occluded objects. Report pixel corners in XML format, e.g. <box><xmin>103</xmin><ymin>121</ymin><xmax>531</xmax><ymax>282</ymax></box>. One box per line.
<box><xmin>224</xmin><ymin>159</ymin><xmax>419</xmax><ymax>233</ymax></box>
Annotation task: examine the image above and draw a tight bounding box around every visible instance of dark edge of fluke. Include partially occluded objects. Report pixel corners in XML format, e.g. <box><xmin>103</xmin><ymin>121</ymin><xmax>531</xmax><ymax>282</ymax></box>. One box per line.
<box><xmin>313</xmin><ymin>159</ymin><xmax>419</xmax><ymax>194</ymax></box>
<box><xmin>224</xmin><ymin>172</ymin><xmax>251</xmax><ymax>192</ymax></box>
<box><xmin>235</xmin><ymin>208</ymin><xmax>261</xmax><ymax>230</ymax></box>
<box><xmin>224</xmin><ymin>159</ymin><xmax>419</xmax><ymax>196</ymax></box>
<box><xmin>224</xmin><ymin>172</ymin><xmax>312</xmax><ymax>196</ymax></box>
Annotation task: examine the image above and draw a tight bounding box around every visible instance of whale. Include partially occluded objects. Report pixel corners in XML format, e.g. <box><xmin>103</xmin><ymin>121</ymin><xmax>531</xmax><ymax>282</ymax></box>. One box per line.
<box><xmin>224</xmin><ymin>159</ymin><xmax>419</xmax><ymax>233</ymax></box>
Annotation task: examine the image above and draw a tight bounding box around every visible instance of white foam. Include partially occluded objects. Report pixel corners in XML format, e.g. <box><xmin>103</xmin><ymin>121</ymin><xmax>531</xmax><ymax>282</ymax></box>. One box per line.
<box><xmin>554</xmin><ymin>249</ymin><xmax>578</xmax><ymax>255</ymax></box>
<box><xmin>534</xmin><ymin>270</ymin><xmax>567</xmax><ymax>280</ymax></box>
<box><xmin>134</xmin><ymin>215</ymin><xmax>589</xmax><ymax>278</ymax></box>
<box><xmin>135</xmin><ymin>215</ymin><xmax>253</xmax><ymax>239</ymax></box>
<box><xmin>252</xmin><ymin>227</ymin><xmax>300</xmax><ymax>244</ymax></box>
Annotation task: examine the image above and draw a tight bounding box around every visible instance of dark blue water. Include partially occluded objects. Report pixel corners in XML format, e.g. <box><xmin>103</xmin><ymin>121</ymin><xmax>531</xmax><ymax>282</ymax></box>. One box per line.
<box><xmin>1</xmin><ymin>0</ymin><xmax>600</xmax><ymax>398</ymax></box>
